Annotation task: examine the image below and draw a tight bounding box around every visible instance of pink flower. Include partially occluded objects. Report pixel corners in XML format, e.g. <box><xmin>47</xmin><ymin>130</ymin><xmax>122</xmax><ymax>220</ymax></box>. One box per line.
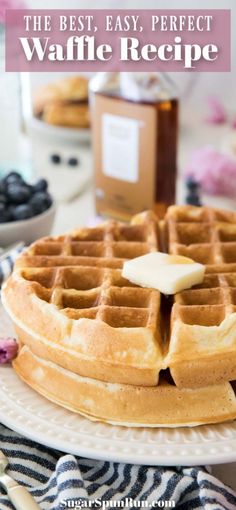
<box><xmin>185</xmin><ymin>145</ymin><xmax>236</xmax><ymax>198</ymax></box>
<box><xmin>0</xmin><ymin>0</ymin><xmax>26</xmax><ymax>24</ymax></box>
<box><xmin>205</xmin><ymin>96</ymin><xmax>227</xmax><ymax>125</ymax></box>
<box><xmin>0</xmin><ymin>337</ymin><xmax>18</xmax><ymax>364</ymax></box>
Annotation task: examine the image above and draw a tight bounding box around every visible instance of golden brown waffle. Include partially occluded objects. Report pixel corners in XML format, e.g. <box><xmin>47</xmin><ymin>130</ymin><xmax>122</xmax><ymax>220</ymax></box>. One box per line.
<box><xmin>3</xmin><ymin>212</ymin><xmax>163</xmax><ymax>387</ymax></box>
<box><xmin>33</xmin><ymin>76</ymin><xmax>90</xmax><ymax>128</ymax></box>
<box><xmin>2</xmin><ymin>206</ymin><xmax>236</xmax><ymax>426</ymax></box>
<box><xmin>42</xmin><ymin>102</ymin><xmax>90</xmax><ymax>128</ymax></box>
<box><xmin>13</xmin><ymin>346</ymin><xmax>236</xmax><ymax>427</ymax></box>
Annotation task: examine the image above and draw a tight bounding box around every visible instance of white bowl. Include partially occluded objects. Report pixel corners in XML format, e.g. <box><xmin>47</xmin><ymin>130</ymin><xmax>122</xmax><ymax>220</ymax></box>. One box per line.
<box><xmin>0</xmin><ymin>204</ymin><xmax>56</xmax><ymax>247</ymax></box>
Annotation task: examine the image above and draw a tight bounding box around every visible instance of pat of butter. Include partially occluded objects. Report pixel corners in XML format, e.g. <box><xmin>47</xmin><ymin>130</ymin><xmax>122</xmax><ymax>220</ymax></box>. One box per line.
<box><xmin>122</xmin><ymin>252</ymin><xmax>205</xmax><ymax>295</ymax></box>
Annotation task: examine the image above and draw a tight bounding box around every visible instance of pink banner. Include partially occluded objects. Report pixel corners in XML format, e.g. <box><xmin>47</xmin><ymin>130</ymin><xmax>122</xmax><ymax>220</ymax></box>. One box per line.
<box><xmin>5</xmin><ymin>9</ymin><xmax>231</xmax><ymax>72</ymax></box>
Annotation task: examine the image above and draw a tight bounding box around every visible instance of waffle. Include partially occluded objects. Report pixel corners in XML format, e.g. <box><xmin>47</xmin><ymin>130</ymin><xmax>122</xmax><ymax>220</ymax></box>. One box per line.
<box><xmin>3</xmin><ymin>212</ymin><xmax>164</xmax><ymax>386</ymax></box>
<box><xmin>42</xmin><ymin>102</ymin><xmax>90</xmax><ymax>128</ymax></box>
<box><xmin>33</xmin><ymin>75</ymin><xmax>90</xmax><ymax>128</ymax></box>
<box><xmin>13</xmin><ymin>346</ymin><xmax>236</xmax><ymax>427</ymax></box>
<box><xmin>2</xmin><ymin>206</ymin><xmax>236</xmax><ymax>427</ymax></box>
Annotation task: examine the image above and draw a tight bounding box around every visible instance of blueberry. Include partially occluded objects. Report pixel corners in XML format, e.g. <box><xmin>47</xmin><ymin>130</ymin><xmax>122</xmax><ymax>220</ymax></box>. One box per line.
<box><xmin>0</xmin><ymin>181</ymin><xmax>6</xmax><ymax>194</ymax></box>
<box><xmin>26</xmin><ymin>184</ymin><xmax>34</xmax><ymax>195</ymax></box>
<box><xmin>33</xmin><ymin>178</ymin><xmax>48</xmax><ymax>193</ymax></box>
<box><xmin>67</xmin><ymin>157</ymin><xmax>79</xmax><ymax>167</ymax></box>
<box><xmin>44</xmin><ymin>192</ymin><xmax>53</xmax><ymax>208</ymax></box>
<box><xmin>186</xmin><ymin>193</ymin><xmax>202</xmax><ymax>207</ymax></box>
<box><xmin>30</xmin><ymin>192</ymin><xmax>52</xmax><ymax>215</ymax></box>
<box><xmin>0</xmin><ymin>213</ymin><xmax>7</xmax><ymax>223</ymax></box>
<box><xmin>30</xmin><ymin>195</ymin><xmax>45</xmax><ymax>215</ymax></box>
<box><xmin>0</xmin><ymin>193</ymin><xmax>7</xmax><ymax>205</ymax></box>
<box><xmin>6</xmin><ymin>205</ymin><xmax>14</xmax><ymax>220</ymax></box>
<box><xmin>186</xmin><ymin>177</ymin><xmax>199</xmax><ymax>191</ymax></box>
<box><xmin>12</xmin><ymin>204</ymin><xmax>34</xmax><ymax>221</ymax></box>
<box><xmin>0</xmin><ymin>173</ymin><xmax>52</xmax><ymax>222</ymax></box>
<box><xmin>0</xmin><ymin>204</ymin><xmax>12</xmax><ymax>223</ymax></box>
<box><xmin>50</xmin><ymin>154</ymin><xmax>61</xmax><ymax>164</ymax></box>
<box><xmin>4</xmin><ymin>171</ymin><xmax>24</xmax><ymax>186</ymax></box>
<box><xmin>7</xmin><ymin>184</ymin><xmax>31</xmax><ymax>204</ymax></box>
<box><xmin>45</xmin><ymin>192</ymin><xmax>52</xmax><ymax>207</ymax></box>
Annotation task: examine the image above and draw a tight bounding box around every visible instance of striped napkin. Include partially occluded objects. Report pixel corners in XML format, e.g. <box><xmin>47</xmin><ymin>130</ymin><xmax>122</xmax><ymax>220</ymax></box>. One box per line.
<box><xmin>0</xmin><ymin>243</ymin><xmax>24</xmax><ymax>287</ymax></box>
<box><xmin>0</xmin><ymin>423</ymin><xmax>236</xmax><ymax>510</ymax></box>
<box><xmin>0</xmin><ymin>248</ymin><xmax>236</xmax><ymax>510</ymax></box>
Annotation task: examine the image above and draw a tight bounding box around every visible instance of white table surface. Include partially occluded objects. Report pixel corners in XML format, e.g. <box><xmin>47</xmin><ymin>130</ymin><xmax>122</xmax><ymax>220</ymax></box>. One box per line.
<box><xmin>9</xmin><ymin>112</ymin><xmax>236</xmax><ymax>490</ymax></box>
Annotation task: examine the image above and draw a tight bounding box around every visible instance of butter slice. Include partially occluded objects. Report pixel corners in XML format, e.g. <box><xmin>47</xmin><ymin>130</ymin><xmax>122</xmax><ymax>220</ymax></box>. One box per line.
<box><xmin>122</xmin><ymin>252</ymin><xmax>205</xmax><ymax>295</ymax></box>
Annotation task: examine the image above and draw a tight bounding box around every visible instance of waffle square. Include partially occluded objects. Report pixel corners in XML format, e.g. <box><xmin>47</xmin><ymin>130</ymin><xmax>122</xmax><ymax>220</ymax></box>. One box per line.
<box><xmin>166</xmin><ymin>205</ymin><xmax>236</xmax><ymax>270</ymax></box>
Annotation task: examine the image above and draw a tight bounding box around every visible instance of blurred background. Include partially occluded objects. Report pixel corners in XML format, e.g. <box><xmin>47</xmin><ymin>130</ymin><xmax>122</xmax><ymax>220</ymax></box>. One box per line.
<box><xmin>0</xmin><ymin>0</ymin><xmax>236</xmax><ymax>248</ymax></box>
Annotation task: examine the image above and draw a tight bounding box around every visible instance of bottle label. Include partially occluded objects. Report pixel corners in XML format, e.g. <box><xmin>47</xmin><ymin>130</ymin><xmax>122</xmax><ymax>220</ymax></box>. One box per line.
<box><xmin>102</xmin><ymin>113</ymin><xmax>139</xmax><ymax>183</ymax></box>
<box><xmin>92</xmin><ymin>94</ymin><xmax>157</xmax><ymax>218</ymax></box>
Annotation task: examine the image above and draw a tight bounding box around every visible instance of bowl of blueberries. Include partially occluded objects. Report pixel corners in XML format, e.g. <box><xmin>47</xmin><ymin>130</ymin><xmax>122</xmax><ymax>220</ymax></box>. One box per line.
<box><xmin>0</xmin><ymin>171</ymin><xmax>56</xmax><ymax>246</ymax></box>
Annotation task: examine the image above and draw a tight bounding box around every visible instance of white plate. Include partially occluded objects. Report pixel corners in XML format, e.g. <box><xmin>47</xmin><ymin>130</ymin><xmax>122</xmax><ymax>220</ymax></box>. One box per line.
<box><xmin>1</xmin><ymin>304</ymin><xmax>236</xmax><ymax>466</ymax></box>
<box><xmin>28</xmin><ymin>117</ymin><xmax>91</xmax><ymax>144</ymax></box>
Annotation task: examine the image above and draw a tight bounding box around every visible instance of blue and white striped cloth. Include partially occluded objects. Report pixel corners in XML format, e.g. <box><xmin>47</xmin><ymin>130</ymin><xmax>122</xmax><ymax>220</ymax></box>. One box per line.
<box><xmin>0</xmin><ymin>423</ymin><xmax>236</xmax><ymax>510</ymax></box>
<box><xmin>0</xmin><ymin>244</ymin><xmax>24</xmax><ymax>288</ymax></box>
<box><xmin>1</xmin><ymin>250</ymin><xmax>236</xmax><ymax>510</ymax></box>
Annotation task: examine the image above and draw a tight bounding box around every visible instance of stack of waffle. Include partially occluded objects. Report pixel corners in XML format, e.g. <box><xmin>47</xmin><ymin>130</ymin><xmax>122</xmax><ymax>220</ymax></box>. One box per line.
<box><xmin>33</xmin><ymin>76</ymin><xmax>90</xmax><ymax>129</ymax></box>
<box><xmin>2</xmin><ymin>206</ymin><xmax>236</xmax><ymax>427</ymax></box>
